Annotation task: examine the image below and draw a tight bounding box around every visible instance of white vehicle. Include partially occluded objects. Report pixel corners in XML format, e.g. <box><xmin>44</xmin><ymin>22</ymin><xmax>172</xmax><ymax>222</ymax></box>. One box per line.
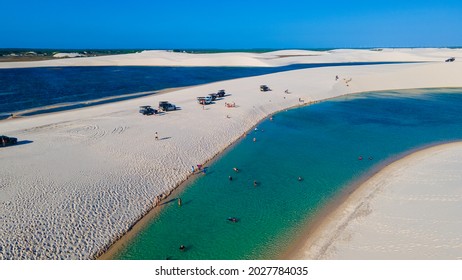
<box><xmin>158</xmin><ymin>101</ymin><xmax>177</xmax><ymax>111</ymax></box>
<box><xmin>197</xmin><ymin>96</ymin><xmax>212</xmax><ymax>105</ymax></box>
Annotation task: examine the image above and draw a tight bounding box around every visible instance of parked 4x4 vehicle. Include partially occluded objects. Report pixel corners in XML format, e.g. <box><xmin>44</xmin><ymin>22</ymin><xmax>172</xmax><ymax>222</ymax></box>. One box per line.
<box><xmin>216</xmin><ymin>89</ymin><xmax>226</xmax><ymax>97</ymax></box>
<box><xmin>158</xmin><ymin>101</ymin><xmax>177</xmax><ymax>111</ymax></box>
<box><xmin>260</xmin><ymin>85</ymin><xmax>271</xmax><ymax>92</ymax></box>
<box><xmin>139</xmin><ymin>105</ymin><xmax>157</xmax><ymax>115</ymax></box>
<box><xmin>197</xmin><ymin>96</ymin><xmax>212</xmax><ymax>105</ymax></box>
<box><xmin>1</xmin><ymin>135</ymin><xmax>17</xmax><ymax>147</ymax></box>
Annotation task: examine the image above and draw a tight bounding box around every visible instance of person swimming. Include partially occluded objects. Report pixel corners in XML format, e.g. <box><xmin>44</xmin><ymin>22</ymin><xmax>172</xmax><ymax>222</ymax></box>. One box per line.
<box><xmin>233</xmin><ymin>167</ymin><xmax>239</xmax><ymax>172</ymax></box>
<box><xmin>227</xmin><ymin>217</ymin><xmax>238</xmax><ymax>223</ymax></box>
<box><xmin>253</xmin><ymin>180</ymin><xmax>258</xmax><ymax>187</ymax></box>
<box><xmin>179</xmin><ymin>245</ymin><xmax>186</xmax><ymax>251</ymax></box>
<box><xmin>298</xmin><ymin>176</ymin><xmax>303</xmax><ymax>181</ymax></box>
<box><xmin>229</xmin><ymin>176</ymin><xmax>233</xmax><ymax>181</ymax></box>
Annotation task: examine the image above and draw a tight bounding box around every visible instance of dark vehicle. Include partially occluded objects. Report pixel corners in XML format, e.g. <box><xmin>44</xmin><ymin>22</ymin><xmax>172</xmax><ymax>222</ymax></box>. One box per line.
<box><xmin>216</xmin><ymin>89</ymin><xmax>226</xmax><ymax>97</ymax></box>
<box><xmin>139</xmin><ymin>105</ymin><xmax>157</xmax><ymax>115</ymax></box>
<box><xmin>445</xmin><ymin>57</ymin><xmax>455</xmax><ymax>62</ymax></box>
<box><xmin>208</xmin><ymin>93</ymin><xmax>218</xmax><ymax>101</ymax></box>
<box><xmin>260</xmin><ymin>85</ymin><xmax>271</xmax><ymax>92</ymax></box>
<box><xmin>159</xmin><ymin>101</ymin><xmax>177</xmax><ymax>111</ymax></box>
<box><xmin>1</xmin><ymin>135</ymin><xmax>18</xmax><ymax>147</ymax></box>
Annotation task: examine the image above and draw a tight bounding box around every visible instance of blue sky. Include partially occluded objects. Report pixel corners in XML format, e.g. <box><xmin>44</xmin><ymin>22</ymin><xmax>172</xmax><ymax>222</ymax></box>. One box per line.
<box><xmin>2</xmin><ymin>0</ymin><xmax>461</xmax><ymax>49</ymax></box>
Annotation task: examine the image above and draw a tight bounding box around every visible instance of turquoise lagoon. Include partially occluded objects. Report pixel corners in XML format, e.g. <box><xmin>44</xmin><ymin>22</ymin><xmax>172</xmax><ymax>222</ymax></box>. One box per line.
<box><xmin>115</xmin><ymin>88</ymin><xmax>462</xmax><ymax>260</ymax></box>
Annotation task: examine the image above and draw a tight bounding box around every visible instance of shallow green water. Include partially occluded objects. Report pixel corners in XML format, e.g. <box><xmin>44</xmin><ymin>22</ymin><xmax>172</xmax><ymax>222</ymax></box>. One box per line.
<box><xmin>115</xmin><ymin>88</ymin><xmax>462</xmax><ymax>260</ymax></box>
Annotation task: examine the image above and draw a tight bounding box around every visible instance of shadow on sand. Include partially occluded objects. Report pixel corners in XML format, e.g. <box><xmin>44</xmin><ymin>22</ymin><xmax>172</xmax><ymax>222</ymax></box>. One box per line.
<box><xmin>1</xmin><ymin>140</ymin><xmax>34</xmax><ymax>148</ymax></box>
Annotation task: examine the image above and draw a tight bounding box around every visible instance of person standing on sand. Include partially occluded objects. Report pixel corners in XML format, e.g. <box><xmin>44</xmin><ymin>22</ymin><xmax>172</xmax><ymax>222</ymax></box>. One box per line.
<box><xmin>155</xmin><ymin>132</ymin><xmax>158</xmax><ymax>140</ymax></box>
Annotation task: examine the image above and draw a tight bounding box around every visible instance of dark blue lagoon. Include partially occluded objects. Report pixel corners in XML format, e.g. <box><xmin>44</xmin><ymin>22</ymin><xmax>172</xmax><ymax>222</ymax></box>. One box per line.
<box><xmin>114</xmin><ymin>88</ymin><xmax>462</xmax><ymax>260</ymax></box>
<box><xmin>0</xmin><ymin>62</ymin><xmax>404</xmax><ymax>117</ymax></box>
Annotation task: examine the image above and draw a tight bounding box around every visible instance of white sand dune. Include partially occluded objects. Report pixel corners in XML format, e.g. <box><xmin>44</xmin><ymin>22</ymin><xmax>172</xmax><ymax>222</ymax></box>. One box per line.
<box><xmin>295</xmin><ymin>142</ymin><xmax>462</xmax><ymax>260</ymax></box>
<box><xmin>0</xmin><ymin>48</ymin><xmax>461</xmax><ymax>69</ymax></box>
<box><xmin>52</xmin><ymin>53</ymin><xmax>85</xmax><ymax>58</ymax></box>
<box><xmin>1</xmin><ymin>49</ymin><xmax>462</xmax><ymax>259</ymax></box>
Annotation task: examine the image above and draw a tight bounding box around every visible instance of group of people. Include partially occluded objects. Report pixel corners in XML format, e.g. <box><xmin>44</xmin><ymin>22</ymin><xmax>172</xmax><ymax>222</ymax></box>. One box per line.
<box><xmin>177</xmin><ymin>164</ymin><xmax>305</xmax><ymax>253</ymax></box>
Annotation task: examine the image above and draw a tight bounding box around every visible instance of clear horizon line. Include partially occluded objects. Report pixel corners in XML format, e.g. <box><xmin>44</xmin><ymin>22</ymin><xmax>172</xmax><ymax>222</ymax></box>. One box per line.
<box><xmin>1</xmin><ymin>46</ymin><xmax>461</xmax><ymax>51</ymax></box>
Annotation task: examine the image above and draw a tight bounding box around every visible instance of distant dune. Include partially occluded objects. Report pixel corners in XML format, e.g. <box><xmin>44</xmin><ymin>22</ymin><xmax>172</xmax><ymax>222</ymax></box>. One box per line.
<box><xmin>0</xmin><ymin>48</ymin><xmax>460</xmax><ymax>68</ymax></box>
